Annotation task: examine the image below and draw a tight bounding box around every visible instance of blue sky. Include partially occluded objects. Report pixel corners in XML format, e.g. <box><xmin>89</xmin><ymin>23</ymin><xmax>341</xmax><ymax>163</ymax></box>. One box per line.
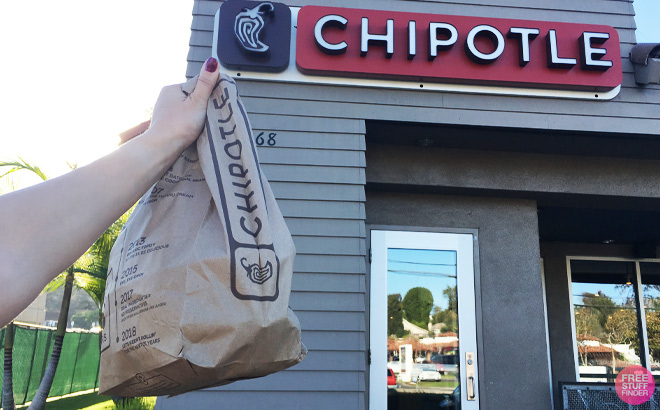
<box><xmin>635</xmin><ymin>0</ymin><xmax>660</xmax><ymax>42</ymax></box>
<box><xmin>387</xmin><ymin>249</ymin><xmax>457</xmax><ymax>311</ymax></box>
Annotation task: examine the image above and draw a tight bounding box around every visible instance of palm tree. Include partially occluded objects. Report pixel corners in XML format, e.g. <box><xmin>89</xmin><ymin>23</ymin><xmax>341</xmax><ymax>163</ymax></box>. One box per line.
<box><xmin>2</xmin><ymin>322</ymin><xmax>16</xmax><ymax>410</ymax></box>
<box><xmin>27</xmin><ymin>267</ymin><xmax>75</xmax><ymax>410</ymax></box>
<box><xmin>0</xmin><ymin>159</ymin><xmax>131</xmax><ymax>409</ymax></box>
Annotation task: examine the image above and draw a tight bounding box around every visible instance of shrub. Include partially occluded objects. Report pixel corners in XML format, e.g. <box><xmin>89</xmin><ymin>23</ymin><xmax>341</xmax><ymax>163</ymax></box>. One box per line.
<box><xmin>114</xmin><ymin>397</ymin><xmax>156</xmax><ymax>410</ymax></box>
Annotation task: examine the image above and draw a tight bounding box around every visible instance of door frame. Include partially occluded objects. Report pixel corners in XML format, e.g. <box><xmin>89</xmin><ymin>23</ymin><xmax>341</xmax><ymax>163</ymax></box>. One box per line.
<box><xmin>366</xmin><ymin>225</ymin><xmax>483</xmax><ymax>410</ymax></box>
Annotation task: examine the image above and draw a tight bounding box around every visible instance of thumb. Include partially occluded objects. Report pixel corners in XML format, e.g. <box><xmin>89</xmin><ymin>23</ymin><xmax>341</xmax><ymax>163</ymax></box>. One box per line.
<box><xmin>191</xmin><ymin>57</ymin><xmax>220</xmax><ymax>102</ymax></box>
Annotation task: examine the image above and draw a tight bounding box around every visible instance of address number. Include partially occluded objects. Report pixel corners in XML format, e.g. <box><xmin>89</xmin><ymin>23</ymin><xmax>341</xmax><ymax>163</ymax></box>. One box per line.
<box><xmin>255</xmin><ymin>132</ymin><xmax>277</xmax><ymax>146</ymax></box>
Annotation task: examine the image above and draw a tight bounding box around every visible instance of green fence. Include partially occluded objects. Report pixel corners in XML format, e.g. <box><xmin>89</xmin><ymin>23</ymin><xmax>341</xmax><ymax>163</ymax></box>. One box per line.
<box><xmin>0</xmin><ymin>324</ymin><xmax>100</xmax><ymax>406</ymax></box>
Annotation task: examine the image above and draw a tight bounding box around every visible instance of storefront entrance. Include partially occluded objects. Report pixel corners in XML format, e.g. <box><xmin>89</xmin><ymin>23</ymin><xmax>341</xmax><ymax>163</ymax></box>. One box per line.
<box><xmin>369</xmin><ymin>229</ymin><xmax>479</xmax><ymax>410</ymax></box>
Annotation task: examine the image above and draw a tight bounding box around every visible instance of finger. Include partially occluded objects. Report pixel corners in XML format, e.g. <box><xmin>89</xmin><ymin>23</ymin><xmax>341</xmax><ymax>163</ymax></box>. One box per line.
<box><xmin>191</xmin><ymin>57</ymin><xmax>220</xmax><ymax>103</ymax></box>
<box><xmin>118</xmin><ymin>120</ymin><xmax>151</xmax><ymax>145</ymax></box>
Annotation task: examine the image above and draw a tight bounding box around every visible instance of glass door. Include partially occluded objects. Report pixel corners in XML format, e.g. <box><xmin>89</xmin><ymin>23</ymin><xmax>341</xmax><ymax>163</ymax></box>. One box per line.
<box><xmin>370</xmin><ymin>230</ymin><xmax>479</xmax><ymax>410</ymax></box>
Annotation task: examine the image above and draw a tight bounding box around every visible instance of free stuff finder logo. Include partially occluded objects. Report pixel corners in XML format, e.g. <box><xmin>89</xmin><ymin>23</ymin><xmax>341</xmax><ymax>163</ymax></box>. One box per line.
<box><xmin>216</xmin><ymin>0</ymin><xmax>292</xmax><ymax>72</ymax></box>
<box><xmin>616</xmin><ymin>365</ymin><xmax>656</xmax><ymax>405</ymax></box>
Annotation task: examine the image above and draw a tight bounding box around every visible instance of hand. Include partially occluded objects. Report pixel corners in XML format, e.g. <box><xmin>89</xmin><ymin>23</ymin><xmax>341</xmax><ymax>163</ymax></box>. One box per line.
<box><xmin>148</xmin><ymin>57</ymin><xmax>220</xmax><ymax>150</ymax></box>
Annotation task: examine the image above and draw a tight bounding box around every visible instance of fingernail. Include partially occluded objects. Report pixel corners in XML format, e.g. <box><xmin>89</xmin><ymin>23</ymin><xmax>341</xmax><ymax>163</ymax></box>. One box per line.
<box><xmin>205</xmin><ymin>57</ymin><xmax>218</xmax><ymax>73</ymax></box>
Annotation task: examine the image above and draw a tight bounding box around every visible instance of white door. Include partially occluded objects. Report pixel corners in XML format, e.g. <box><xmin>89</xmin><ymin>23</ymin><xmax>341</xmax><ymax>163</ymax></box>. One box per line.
<box><xmin>370</xmin><ymin>229</ymin><xmax>479</xmax><ymax>410</ymax></box>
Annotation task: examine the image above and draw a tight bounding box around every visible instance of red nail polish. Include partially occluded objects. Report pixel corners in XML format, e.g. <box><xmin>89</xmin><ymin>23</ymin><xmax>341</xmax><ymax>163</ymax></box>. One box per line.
<box><xmin>205</xmin><ymin>57</ymin><xmax>218</xmax><ymax>73</ymax></box>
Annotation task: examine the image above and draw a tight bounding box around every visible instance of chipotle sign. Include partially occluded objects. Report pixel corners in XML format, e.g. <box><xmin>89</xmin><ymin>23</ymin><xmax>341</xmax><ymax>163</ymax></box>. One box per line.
<box><xmin>295</xmin><ymin>6</ymin><xmax>622</xmax><ymax>91</ymax></box>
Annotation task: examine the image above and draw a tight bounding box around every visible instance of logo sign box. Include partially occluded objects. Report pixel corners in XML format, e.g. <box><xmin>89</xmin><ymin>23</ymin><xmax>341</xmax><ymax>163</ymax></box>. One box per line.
<box><xmin>214</xmin><ymin>1</ymin><xmax>623</xmax><ymax>99</ymax></box>
<box><xmin>216</xmin><ymin>0</ymin><xmax>291</xmax><ymax>72</ymax></box>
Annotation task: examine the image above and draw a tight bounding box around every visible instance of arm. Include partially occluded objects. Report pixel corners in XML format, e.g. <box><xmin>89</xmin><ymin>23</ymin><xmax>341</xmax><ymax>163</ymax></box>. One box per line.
<box><xmin>0</xmin><ymin>58</ymin><xmax>220</xmax><ymax>328</ymax></box>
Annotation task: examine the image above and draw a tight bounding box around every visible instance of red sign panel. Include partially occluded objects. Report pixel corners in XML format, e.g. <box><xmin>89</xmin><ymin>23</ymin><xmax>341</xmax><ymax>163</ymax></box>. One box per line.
<box><xmin>296</xmin><ymin>6</ymin><xmax>622</xmax><ymax>91</ymax></box>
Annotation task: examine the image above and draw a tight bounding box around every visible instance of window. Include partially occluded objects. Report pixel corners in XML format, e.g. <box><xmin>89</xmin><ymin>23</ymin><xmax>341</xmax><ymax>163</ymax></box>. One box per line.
<box><xmin>570</xmin><ymin>259</ymin><xmax>660</xmax><ymax>382</ymax></box>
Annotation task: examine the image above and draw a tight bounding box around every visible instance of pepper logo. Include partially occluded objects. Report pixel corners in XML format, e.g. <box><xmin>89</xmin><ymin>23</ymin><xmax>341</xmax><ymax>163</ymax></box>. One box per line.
<box><xmin>215</xmin><ymin>0</ymin><xmax>291</xmax><ymax>72</ymax></box>
<box><xmin>234</xmin><ymin>3</ymin><xmax>274</xmax><ymax>53</ymax></box>
<box><xmin>241</xmin><ymin>258</ymin><xmax>273</xmax><ymax>284</ymax></box>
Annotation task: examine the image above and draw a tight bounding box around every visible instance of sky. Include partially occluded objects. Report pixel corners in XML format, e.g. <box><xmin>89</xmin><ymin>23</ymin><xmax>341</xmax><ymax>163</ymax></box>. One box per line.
<box><xmin>0</xmin><ymin>1</ymin><xmax>659</xmax><ymax>191</ymax></box>
<box><xmin>387</xmin><ymin>248</ymin><xmax>457</xmax><ymax>311</ymax></box>
<box><xmin>0</xmin><ymin>1</ymin><xmax>193</xmax><ymax>189</ymax></box>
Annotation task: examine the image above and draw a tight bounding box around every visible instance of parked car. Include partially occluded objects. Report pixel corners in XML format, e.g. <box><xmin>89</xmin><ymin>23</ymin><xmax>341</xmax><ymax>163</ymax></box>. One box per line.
<box><xmin>439</xmin><ymin>385</ymin><xmax>460</xmax><ymax>409</ymax></box>
<box><xmin>416</xmin><ymin>363</ymin><xmax>442</xmax><ymax>381</ymax></box>
<box><xmin>387</xmin><ymin>368</ymin><xmax>397</xmax><ymax>388</ymax></box>
<box><xmin>387</xmin><ymin>360</ymin><xmax>401</xmax><ymax>374</ymax></box>
<box><xmin>431</xmin><ymin>354</ymin><xmax>459</xmax><ymax>374</ymax></box>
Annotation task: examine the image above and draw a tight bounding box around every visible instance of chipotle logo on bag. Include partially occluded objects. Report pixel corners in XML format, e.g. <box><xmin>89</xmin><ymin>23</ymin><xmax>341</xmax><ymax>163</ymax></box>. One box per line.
<box><xmin>206</xmin><ymin>83</ymin><xmax>281</xmax><ymax>300</ymax></box>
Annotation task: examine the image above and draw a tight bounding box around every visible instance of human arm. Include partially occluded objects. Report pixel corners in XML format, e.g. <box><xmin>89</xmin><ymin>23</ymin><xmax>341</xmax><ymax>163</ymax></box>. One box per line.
<box><xmin>0</xmin><ymin>58</ymin><xmax>220</xmax><ymax>328</ymax></box>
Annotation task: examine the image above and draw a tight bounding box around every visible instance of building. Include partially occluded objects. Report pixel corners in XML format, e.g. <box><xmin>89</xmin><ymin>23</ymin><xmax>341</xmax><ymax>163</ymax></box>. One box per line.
<box><xmin>156</xmin><ymin>1</ymin><xmax>660</xmax><ymax>409</ymax></box>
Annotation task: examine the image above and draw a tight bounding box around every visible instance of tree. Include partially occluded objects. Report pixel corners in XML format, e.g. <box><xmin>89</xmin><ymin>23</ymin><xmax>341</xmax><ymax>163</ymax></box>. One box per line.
<box><xmin>388</xmin><ymin>294</ymin><xmax>405</xmax><ymax>337</ymax></box>
<box><xmin>604</xmin><ymin>309</ymin><xmax>637</xmax><ymax>372</ymax></box>
<box><xmin>402</xmin><ymin>287</ymin><xmax>434</xmax><ymax>328</ymax></box>
<box><xmin>644</xmin><ymin>312</ymin><xmax>660</xmax><ymax>361</ymax></box>
<box><xmin>433</xmin><ymin>308</ymin><xmax>458</xmax><ymax>333</ymax></box>
<box><xmin>574</xmin><ymin>306</ymin><xmax>603</xmax><ymax>365</ymax></box>
<box><xmin>2</xmin><ymin>323</ymin><xmax>15</xmax><ymax>410</ymax></box>
<box><xmin>583</xmin><ymin>291</ymin><xmax>617</xmax><ymax>329</ymax></box>
<box><xmin>443</xmin><ymin>286</ymin><xmax>457</xmax><ymax>314</ymax></box>
<box><xmin>431</xmin><ymin>286</ymin><xmax>458</xmax><ymax>333</ymax></box>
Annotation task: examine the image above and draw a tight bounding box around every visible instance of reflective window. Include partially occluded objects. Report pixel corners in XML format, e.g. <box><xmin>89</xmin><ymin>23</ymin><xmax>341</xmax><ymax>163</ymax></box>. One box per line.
<box><xmin>571</xmin><ymin>260</ymin><xmax>660</xmax><ymax>381</ymax></box>
<box><xmin>386</xmin><ymin>248</ymin><xmax>459</xmax><ymax>408</ymax></box>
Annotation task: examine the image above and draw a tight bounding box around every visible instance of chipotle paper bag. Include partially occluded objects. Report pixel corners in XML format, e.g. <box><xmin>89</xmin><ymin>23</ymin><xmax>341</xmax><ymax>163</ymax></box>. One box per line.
<box><xmin>99</xmin><ymin>74</ymin><xmax>306</xmax><ymax>397</ymax></box>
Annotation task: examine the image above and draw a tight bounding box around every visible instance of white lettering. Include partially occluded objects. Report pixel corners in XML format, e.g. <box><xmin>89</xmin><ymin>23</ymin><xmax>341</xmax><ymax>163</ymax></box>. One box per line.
<box><xmin>429</xmin><ymin>22</ymin><xmax>458</xmax><ymax>61</ymax></box>
<box><xmin>546</xmin><ymin>29</ymin><xmax>577</xmax><ymax>68</ymax></box>
<box><xmin>314</xmin><ymin>14</ymin><xmax>348</xmax><ymax>54</ymax></box>
<box><xmin>361</xmin><ymin>17</ymin><xmax>394</xmax><ymax>58</ymax></box>
<box><xmin>580</xmin><ymin>32</ymin><xmax>612</xmax><ymax>71</ymax></box>
<box><xmin>465</xmin><ymin>25</ymin><xmax>505</xmax><ymax>64</ymax></box>
<box><xmin>507</xmin><ymin>27</ymin><xmax>540</xmax><ymax>66</ymax></box>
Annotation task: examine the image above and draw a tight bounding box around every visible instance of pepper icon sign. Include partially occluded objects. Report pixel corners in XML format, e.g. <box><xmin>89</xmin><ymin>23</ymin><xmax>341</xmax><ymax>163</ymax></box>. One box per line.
<box><xmin>234</xmin><ymin>2</ymin><xmax>275</xmax><ymax>53</ymax></box>
<box><xmin>216</xmin><ymin>0</ymin><xmax>292</xmax><ymax>73</ymax></box>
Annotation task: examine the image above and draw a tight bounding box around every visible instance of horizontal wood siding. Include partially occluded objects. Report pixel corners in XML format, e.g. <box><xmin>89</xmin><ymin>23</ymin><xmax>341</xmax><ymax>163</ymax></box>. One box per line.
<box><xmin>157</xmin><ymin>391</ymin><xmax>365</xmax><ymax>410</ymax></box>
<box><xmin>162</xmin><ymin>0</ymin><xmax>656</xmax><ymax>409</ymax></box>
<box><xmin>161</xmin><ymin>4</ymin><xmax>368</xmax><ymax>408</ymax></box>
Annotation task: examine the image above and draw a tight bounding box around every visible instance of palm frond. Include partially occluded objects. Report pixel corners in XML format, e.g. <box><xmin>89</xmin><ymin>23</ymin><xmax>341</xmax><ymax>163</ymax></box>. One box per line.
<box><xmin>42</xmin><ymin>273</ymin><xmax>67</xmax><ymax>293</ymax></box>
<box><xmin>0</xmin><ymin>158</ymin><xmax>48</xmax><ymax>181</ymax></box>
<box><xmin>72</xmin><ymin>273</ymin><xmax>106</xmax><ymax>307</ymax></box>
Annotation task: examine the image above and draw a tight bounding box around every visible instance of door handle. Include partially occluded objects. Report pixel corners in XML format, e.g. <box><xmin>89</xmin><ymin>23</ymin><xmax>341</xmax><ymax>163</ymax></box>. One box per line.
<box><xmin>466</xmin><ymin>352</ymin><xmax>477</xmax><ymax>401</ymax></box>
<box><xmin>469</xmin><ymin>376</ymin><xmax>476</xmax><ymax>400</ymax></box>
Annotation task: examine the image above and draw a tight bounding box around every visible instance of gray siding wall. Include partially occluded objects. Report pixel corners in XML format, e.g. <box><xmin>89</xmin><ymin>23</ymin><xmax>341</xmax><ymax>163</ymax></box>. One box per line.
<box><xmin>162</xmin><ymin>11</ymin><xmax>368</xmax><ymax>405</ymax></box>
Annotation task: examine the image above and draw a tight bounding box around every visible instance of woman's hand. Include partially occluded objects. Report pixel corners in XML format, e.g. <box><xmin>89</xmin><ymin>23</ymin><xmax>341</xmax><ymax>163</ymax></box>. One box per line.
<box><xmin>149</xmin><ymin>57</ymin><xmax>220</xmax><ymax>152</ymax></box>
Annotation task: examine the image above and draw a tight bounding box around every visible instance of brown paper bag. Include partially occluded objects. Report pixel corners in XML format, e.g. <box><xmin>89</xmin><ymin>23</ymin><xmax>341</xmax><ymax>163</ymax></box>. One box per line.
<box><xmin>99</xmin><ymin>74</ymin><xmax>306</xmax><ymax>397</ymax></box>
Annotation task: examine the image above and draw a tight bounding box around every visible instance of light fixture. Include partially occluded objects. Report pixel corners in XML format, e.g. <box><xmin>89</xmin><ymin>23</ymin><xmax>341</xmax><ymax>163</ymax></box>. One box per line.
<box><xmin>625</xmin><ymin>275</ymin><xmax>632</xmax><ymax>285</ymax></box>
<box><xmin>416</xmin><ymin>138</ymin><xmax>433</xmax><ymax>147</ymax></box>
